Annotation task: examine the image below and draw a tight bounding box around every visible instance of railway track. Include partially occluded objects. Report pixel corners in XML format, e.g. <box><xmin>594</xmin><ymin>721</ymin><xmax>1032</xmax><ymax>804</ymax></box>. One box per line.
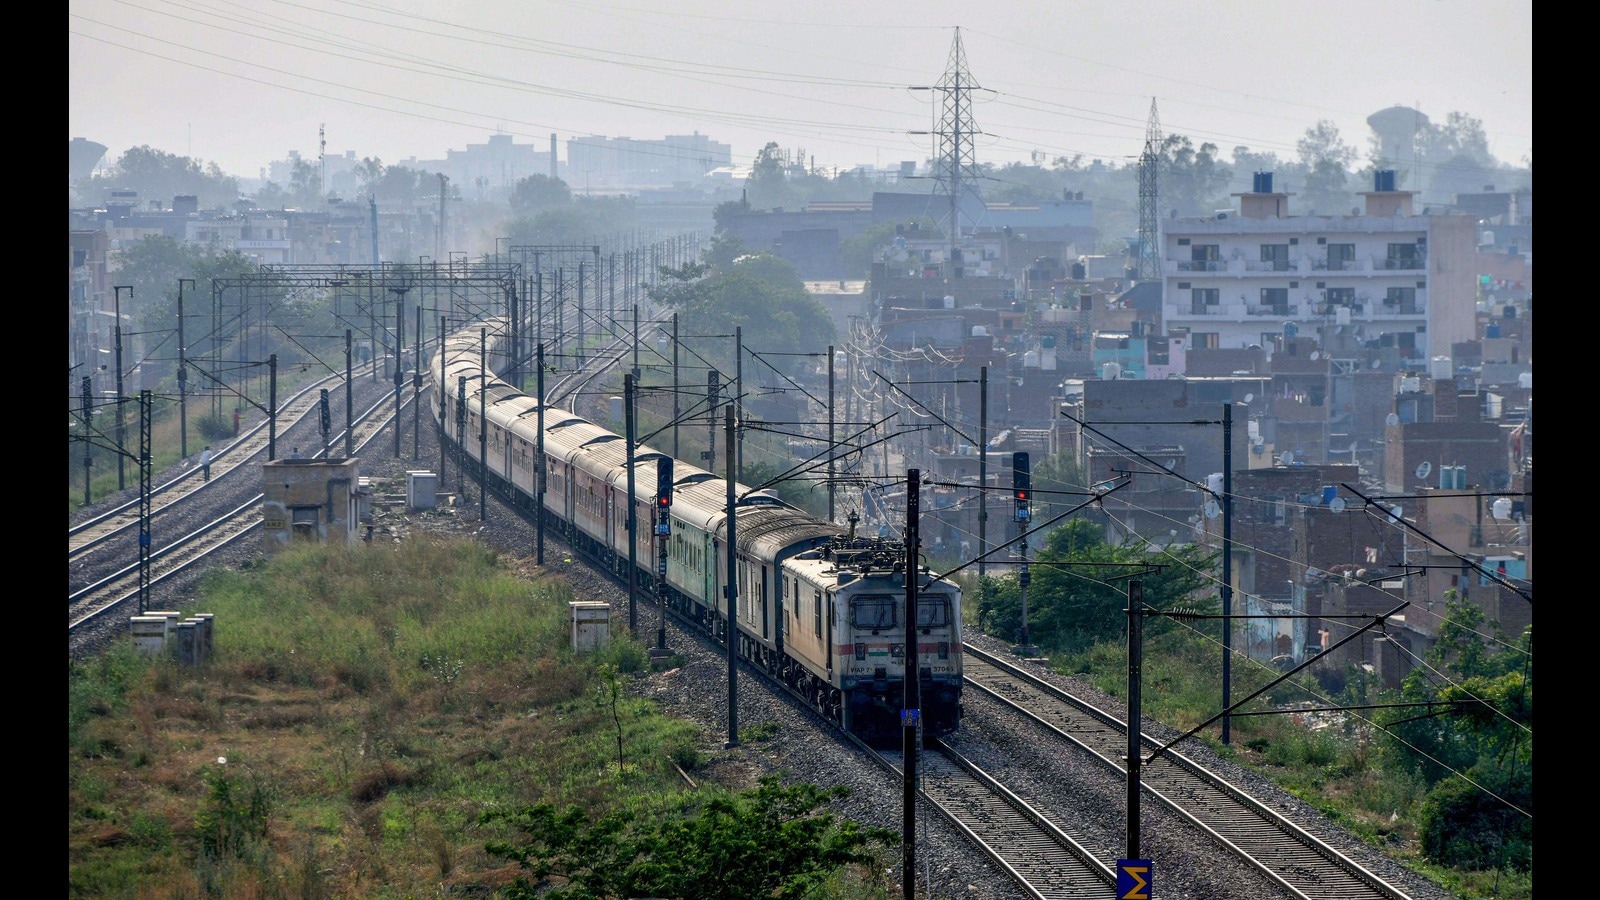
<box><xmin>865</xmin><ymin>740</ymin><xmax>1116</xmax><ymax>899</ymax></box>
<box><xmin>69</xmin><ymin>364</ymin><xmax>384</xmax><ymax>566</ymax></box>
<box><xmin>961</xmin><ymin>644</ymin><xmax>1412</xmax><ymax>900</ymax></box>
<box><xmin>68</xmin><ymin>389</ymin><xmax>410</xmax><ymax>634</ymax></box>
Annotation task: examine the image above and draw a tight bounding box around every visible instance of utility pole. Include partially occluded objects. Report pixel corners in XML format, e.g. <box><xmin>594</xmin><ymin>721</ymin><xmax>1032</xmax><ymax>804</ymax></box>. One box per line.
<box><xmin>901</xmin><ymin>467</ymin><xmax>922</xmax><ymax>900</ymax></box>
<box><xmin>479</xmin><ymin>327</ymin><xmax>488</xmax><ymax>522</ymax></box>
<box><xmin>81</xmin><ymin>377</ymin><xmax>93</xmax><ymax>505</ymax></box>
<box><xmin>392</xmin><ymin>287</ymin><xmax>408</xmax><ymax>458</ymax></box>
<box><xmin>626</xmin><ymin>373</ymin><xmax>638</xmax><ymax>633</ymax></box>
<box><xmin>724</xmin><ymin>403</ymin><xmax>739</xmax><ymax>750</ymax></box>
<box><xmin>828</xmin><ymin>345</ymin><xmax>836</xmax><ymax>521</ymax></box>
<box><xmin>672</xmin><ymin>313</ymin><xmax>681</xmax><ymax>459</ymax></box>
<box><xmin>138</xmin><ymin>390</ymin><xmax>152</xmax><ymax>613</ymax></box>
<box><xmin>1126</xmin><ymin>579</ymin><xmax>1145</xmax><ymax>859</ymax></box>
<box><xmin>536</xmin><ymin>342</ymin><xmax>546</xmax><ymax>565</ymax></box>
<box><xmin>268</xmin><ymin>354</ymin><xmax>278</xmax><ymax>460</ymax></box>
<box><xmin>345</xmin><ymin>329</ymin><xmax>354</xmax><ymax>458</ymax></box>
<box><xmin>707</xmin><ymin>371</ymin><xmax>720</xmax><ymax>472</ymax></box>
<box><xmin>177</xmin><ymin>278</ymin><xmax>194</xmax><ymax>458</ymax></box>
<box><xmin>978</xmin><ymin>365</ymin><xmax>988</xmax><ymax>580</ymax></box>
<box><xmin>1221</xmin><ymin>402</ymin><xmax>1234</xmax><ymax>744</ymax></box>
<box><xmin>113</xmin><ymin>285</ymin><xmax>131</xmax><ymax>490</ymax></box>
<box><xmin>413</xmin><ymin>306</ymin><xmax>423</xmax><ymax>459</ymax></box>
<box><xmin>736</xmin><ymin>326</ymin><xmax>744</xmax><ymax>483</ymax></box>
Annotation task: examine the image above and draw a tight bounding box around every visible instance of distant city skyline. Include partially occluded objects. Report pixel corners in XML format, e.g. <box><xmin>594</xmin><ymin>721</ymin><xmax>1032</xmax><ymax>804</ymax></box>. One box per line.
<box><xmin>71</xmin><ymin>0</ymin><xmax>1531</xmax><ymax>181</ymax></box>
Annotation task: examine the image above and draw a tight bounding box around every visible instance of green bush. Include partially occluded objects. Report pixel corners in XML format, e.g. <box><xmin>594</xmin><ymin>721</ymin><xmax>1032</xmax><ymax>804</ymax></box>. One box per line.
<box><xmin>1418</xmin><ymin>766</ymin><xmax>1532</xmax><ymax>872</ymax></box>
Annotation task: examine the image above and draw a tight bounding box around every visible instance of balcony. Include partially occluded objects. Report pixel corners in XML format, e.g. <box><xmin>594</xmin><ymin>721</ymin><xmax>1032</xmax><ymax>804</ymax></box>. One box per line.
<box><xmin>1176</xmin><ymin>259</ymin><xmax>1226</xmax><ymax>272</ymax></box>
<box><xmin>1244</xmin><ymin>259</ymin><xmax>1294</xmax><ymax>273</ymax></box>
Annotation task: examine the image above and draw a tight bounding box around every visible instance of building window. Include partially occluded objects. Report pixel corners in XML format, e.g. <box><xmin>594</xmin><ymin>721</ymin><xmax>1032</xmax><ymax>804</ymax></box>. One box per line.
<box><xmin>1194</xmin><ymin>332</ymin><xmax>1219</xmax><ymax>350</ymax></box>
<box><xmin>1324</xmin><ymin>287</ymin><xmax>1356</xmax><ymax>313</ymax></box>
<box><xmin>1260</xmin><ymin>244</ymin><xmax>1290</xmax><ymax>271</ymax></box>
<box><xmin>1191</xmin><ymin>287</ymin><xmax>1219</xmax><ymax>314</ymax></box>
<box><xmin>1385</xmin><ymin>287</ymin><xmax>1417</xmax><ymax>313</ymax></box>
<box><xmin>1386</xmin><ymin>243</ymin><xmax>1421</xmax><ymax>270</ymax></box>
<box><xmin>1326</xmin><ymin>243</ymin><xmax>1355</xmax><ymax>271</ymax></box>
<box><xmin>1261</xmin><ymin>287</ymin><xmax>1289</xmax><ymax>315</ymax></box>
<box><xmin>1186</xmin><ymin>244</ymin><xmax>1221</xmax><ymax>271</ymax></box>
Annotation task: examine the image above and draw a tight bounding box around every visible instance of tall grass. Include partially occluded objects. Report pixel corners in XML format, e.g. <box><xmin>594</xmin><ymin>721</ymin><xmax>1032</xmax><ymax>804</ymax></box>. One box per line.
<box><xmin>67</xmin><ymin>536</ymin><xmax>731</xmax><ymax>898</ymax></box>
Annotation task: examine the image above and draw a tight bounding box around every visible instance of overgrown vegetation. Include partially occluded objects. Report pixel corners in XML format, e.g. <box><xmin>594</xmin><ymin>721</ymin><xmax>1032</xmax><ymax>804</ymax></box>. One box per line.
<box><xmin>970</xmin><ymin>524</ymin><xmax>1533</xmax><ymax>900</ymax></box>
<box><xmin>69</xmin><ymin>537</ymin><xmax>893</xmax><ymax>897</ymax></box>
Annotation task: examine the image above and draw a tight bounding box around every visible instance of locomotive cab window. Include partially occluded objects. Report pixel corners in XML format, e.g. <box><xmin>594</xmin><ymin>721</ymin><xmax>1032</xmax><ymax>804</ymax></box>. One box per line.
<box><xmin>851</xmin><ymin>595</ymin><xmax>897</xmax><ymax>630</ymax></box>
<box><xmin>917</xmin><ymin>595</ymin><xmax>951</xmax><ymax>629</ymax></box>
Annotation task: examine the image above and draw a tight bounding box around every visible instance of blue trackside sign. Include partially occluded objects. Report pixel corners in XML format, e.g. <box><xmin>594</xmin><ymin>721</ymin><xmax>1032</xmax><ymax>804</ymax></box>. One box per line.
<box><xmin>1117</xmin><ymin>860</ymin><xmax>1152</xmax><ymax>899</ymax></box>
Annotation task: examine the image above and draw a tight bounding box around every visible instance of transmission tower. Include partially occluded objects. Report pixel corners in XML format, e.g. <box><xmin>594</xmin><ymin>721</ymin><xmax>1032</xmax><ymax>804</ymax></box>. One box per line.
<box><xmin>914</xmin><ymin>27</ymin><xmax>986</xmax><ymax>273</ymax></box>
<box><xmin>319</xmin><ymin>124</ymin><xmax>327</xmax><ymax>202</ymax></box>
<box><xmin>1136</xmin><ymin>98</ymin><xmax>1162</xmax><ymax>281</ymax></box>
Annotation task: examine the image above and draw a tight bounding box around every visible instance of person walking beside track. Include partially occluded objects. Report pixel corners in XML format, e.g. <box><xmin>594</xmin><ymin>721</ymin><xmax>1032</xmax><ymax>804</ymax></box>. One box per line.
<box><xmin>199</xmin><ymin>446</ymin><xmax>213</xmax><ymax>481</ymax></box>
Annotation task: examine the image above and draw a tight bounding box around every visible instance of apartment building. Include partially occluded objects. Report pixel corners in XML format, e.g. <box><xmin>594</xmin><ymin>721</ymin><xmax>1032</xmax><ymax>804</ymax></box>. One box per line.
<box><xmin>1160</xmin><ymin>171</ymin><xmax>1477</xmax><ymax>365</ymax></box>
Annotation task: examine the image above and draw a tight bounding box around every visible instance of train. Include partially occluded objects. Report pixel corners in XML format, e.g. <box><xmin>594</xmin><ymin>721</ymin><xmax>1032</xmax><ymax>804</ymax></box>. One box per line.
<box><xmin>430</xmin><ymin>319</ymin><xmax>963</xmax><ymax>746</ymax></box>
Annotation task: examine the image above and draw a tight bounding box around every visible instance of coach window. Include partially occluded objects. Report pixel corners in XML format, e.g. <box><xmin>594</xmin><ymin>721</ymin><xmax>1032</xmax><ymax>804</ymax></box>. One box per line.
<box><xmin>851</xmin><ymin>595</ymin><xmax>896</xmax><ymax>630</ymax></box>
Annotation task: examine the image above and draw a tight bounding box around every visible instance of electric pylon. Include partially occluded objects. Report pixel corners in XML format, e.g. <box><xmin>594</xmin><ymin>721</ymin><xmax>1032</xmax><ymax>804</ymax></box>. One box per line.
<box><xmin>1136</xmin><ymin>98</ymin><xmax>1163</xmax><ymax>281</ymax></box>
<box><xmin>916</xmin><ymin>27</ymin><xmax>987</xmax><ymax>273</ymax></box>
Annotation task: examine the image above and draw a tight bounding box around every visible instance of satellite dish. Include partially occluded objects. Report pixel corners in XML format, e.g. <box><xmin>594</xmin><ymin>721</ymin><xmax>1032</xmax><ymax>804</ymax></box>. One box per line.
<box><xmin>1329</xmin><ymin>497</ymin><xmax>1347</xmax><ymax>513</ymax></box>
<box><xmin>1310</xmin><ymin>350</ymin><xmax>1321</xmax><ymax>360</ymax></box>
<box><xmin>1389</xmin><ymin>505</ymin><xmax>1404</xmax><ymax>523</ymax></box>
<box><xmin>1492</xmin><ymin>497</ymin><xmax>1513</xmax><ymax>519</ymax></box>
<box><xmin>1279</xmin><ymin>451</ymin><xmax>1294</xmax><ymax>466</ymax></box>
<box><xmin>1242</xmin><ymin>393</ymin><xmax>1254</xmax><ymax>404</ymax></box>
<box><xmin>1204</xmin><ymin>499</ymin><xmax>1220</xmax><ymax>519</ymax></box>
<box><xmin>1385</xmin><ymin>413</ymin><xmax>1400</xmax><ymax>427</ymax></box>
<box><xmin>1164</xmin><ymin>459</ymin><xmax>1177</xmax><ymax>471</ymax></box>
<box><xmin>1415</xmin><ymin>461</ymin><xmax>1433</xmax><ymax>480</ymax></box>
<box><xmin>1372</xmin><ymin>359</ymin><xmax>1382</xmax><ymax>369</ymax></box>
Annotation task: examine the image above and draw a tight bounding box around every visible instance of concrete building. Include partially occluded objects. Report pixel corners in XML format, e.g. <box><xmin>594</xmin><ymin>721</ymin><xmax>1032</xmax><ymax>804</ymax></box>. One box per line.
<box><xmin>1160</xmin><ymin>171</ymin><xmax>1477</xmax><ymax>366</ymax></box>
<box><xmin>261</xmin><ymin>457</ymin><xmax>363</xmax><ymax>552</ymax></box>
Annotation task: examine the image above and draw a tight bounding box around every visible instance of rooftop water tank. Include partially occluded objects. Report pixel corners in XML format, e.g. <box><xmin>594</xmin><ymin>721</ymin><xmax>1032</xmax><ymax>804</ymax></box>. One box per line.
<box><xmin>1429</xmin><ymin>356</ymin><xmax>1452</xmax><ymax>380</ymax></box>
<box><xmin>1023</xmin><ymin>350</ymin><xmax>1040</xmax><ymax>368</ymax></box>
<box><xmin>971</xmin><ymin>325</ymin><xmax>988</xmax><ymax>337</ymax></box>
<box><xmin>1102</xmin><ymin>361</ymin><xmax>1122</xmax><ymax>381</ymax></box>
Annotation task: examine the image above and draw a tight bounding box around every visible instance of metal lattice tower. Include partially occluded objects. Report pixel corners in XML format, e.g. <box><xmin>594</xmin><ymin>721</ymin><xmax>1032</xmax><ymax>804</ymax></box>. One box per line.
<box><xmin>922</xmin><ymin>27</ymin><xmax>985</xmax><ymax>269</ymax></box>
<box><xmin>1136</xmin><ymin>98</ymin><xmax>1163</xmax><ymax>281</ymax></box>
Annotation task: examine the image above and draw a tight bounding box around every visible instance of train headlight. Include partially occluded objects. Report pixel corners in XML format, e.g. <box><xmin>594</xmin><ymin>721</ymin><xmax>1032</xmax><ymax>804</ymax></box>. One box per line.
<box><xmin>938</xmin><ymin>641</ymin><xmax>949</xmax><ymax>660</ymax></box>
<box><xmin>854</xmin><ymin>642</ymin><xmax>866</xmax><ymax>661</ymax></box>
<box><xmin>889</xmin><ymin>643</ymin><xmax>904</xmax><ymax>658</ymax></box>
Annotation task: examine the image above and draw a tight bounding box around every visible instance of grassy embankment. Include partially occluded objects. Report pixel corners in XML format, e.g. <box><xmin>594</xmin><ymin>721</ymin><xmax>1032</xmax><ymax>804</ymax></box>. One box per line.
<box><xmin>68</xmin><ymin>537</ymin><xmax>898</xmax><ymax>898</ymax></box>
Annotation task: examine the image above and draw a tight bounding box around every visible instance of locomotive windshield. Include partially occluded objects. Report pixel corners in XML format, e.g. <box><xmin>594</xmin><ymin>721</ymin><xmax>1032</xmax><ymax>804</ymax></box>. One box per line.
<box><xmin>850</xmin><ymin>595</ymin><xmax>896</xmax><ymax>629</ymax></box>
<box><xmin>918</xmin><ymin>594</ymin><xmax>951</xmax><ymax>627</ymax></box>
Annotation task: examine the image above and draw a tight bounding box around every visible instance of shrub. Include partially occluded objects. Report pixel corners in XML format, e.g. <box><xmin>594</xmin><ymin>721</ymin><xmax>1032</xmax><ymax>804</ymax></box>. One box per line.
<box><xmin>1417</xmin><ymin>766</ymin><xmax>1532</xmax><ymax>872</ymax></box>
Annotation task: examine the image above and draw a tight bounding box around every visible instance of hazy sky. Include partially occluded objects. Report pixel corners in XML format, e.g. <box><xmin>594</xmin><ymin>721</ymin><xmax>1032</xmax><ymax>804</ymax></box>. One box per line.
<box><xmin>69</xmin><ymin>0</ymin><xmax>1532</xmax><ymax>181</ymax></box>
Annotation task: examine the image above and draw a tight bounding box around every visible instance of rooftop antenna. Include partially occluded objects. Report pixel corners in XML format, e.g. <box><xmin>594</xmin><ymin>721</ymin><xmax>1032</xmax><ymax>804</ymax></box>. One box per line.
<box><xmin>1136</xmin><ymin>99</ymin><xmax>1163</xmax><ymax>281</ymax></box>
<box><xmin>319</xmin><ymin>123</ymin><xmax>327</xmax><ymax>201</ymax></box>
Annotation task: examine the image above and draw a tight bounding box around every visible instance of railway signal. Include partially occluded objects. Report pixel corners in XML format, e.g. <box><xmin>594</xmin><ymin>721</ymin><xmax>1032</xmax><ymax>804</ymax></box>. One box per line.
<box><xmin>1013</xmin><ymin>451</ymin><xmax>1031</xmax><ymax>523</ymax></box>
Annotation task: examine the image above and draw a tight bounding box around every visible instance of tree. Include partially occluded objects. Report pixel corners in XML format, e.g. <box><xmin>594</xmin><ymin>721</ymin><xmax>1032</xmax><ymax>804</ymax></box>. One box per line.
<box><xmin>353</xmin><ymin>157</ymin><xmax>385</xmax><ymax>195</ymax></box>
<box><xmin>504</xmin><ymin>196</ymin><xmax>638</xmax><ymax>247</ymax></box>
<box><xmin>482</xmin><ymin>777</ymin><xmax>896</xmax><ymax>900</ymax></box>
<box><xmin>1378</xmin><ymin>596</ymin><xmax>1532</xmax><ymax>871</ymax></box>
<box><xmin>287</xmin><ymin>157</ymin><xmax>322</xmax><ymax>209</ymax></box>
<box><xmin>711</xmin><ymin>196</ymin><xmax>751</xmax><ymax>236</ymax></box>
<box><xmin>746</xmin><ymin>142</ymin><xmax>801</xmax><ymax>211</ymax></box>
<box><xmin>1295</xmin><ymin>121</ymin><xmax>1358</xmax><ymax>213</ymax></box>
<box><xmin>77</xmin><ymin>145</ymin><xmax>241</xmax><ymax>210</ymax></box>
<box><xmin>110</xmin><ymin>236</ymin><xmax>259</xmax><ymax>384</ymax></box>
<box><xmin>509</xmin><ymin>174</ymin><xmax>572</xmax><ymax>214</ymax></box>
<box><xmin>977</xmin><ymin>519</ymin><xmax>1213</xmax><ymax>652</ymax></box>
<box><xmin>1159</xmin><ymin>135</ymin><xmax>1233</xmax><ymax>217</ymax></box>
